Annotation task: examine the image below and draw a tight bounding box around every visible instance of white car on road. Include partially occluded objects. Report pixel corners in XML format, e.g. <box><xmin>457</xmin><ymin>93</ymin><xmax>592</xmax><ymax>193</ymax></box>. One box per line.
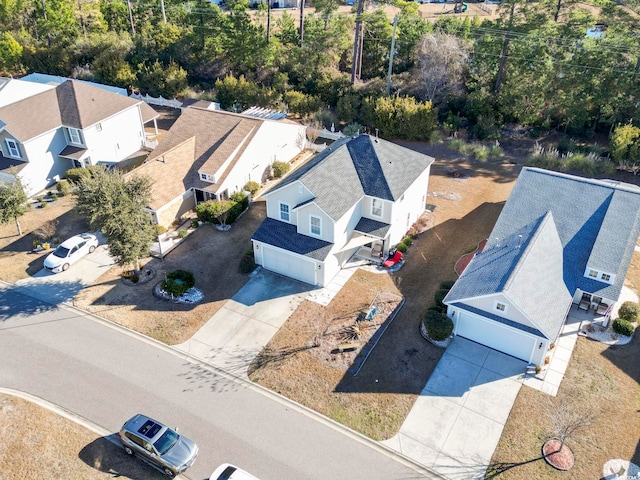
<box><xmin>43</xmin><ymin>233</ymin><xmax>99</xmax><ymax>273</ymax></box>
<box><xmin>210</xmin><ymin>464</ymin><xmax>260</xmax><ymax>480</ymax></box>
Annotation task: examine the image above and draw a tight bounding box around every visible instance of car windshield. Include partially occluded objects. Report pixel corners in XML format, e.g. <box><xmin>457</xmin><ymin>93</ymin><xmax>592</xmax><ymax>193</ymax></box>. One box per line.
<box><xmin>52</xmin><ymin>246</ymin><xmax>70</xmax><ymax>258</ymax></box>
<box><xmin>153</xmin><ymin>429</ymin><xmax>179</xmax><ymax>455</ymax></box>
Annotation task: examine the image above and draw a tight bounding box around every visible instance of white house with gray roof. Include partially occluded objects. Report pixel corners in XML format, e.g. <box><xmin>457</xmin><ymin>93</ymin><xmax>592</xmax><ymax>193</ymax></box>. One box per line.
<box><xmin>251</xmin><ymin>134</ymin><xmax>434</xmax><ymax>286</ymax></box>
<box><xmin>444</xmin><ymin>167</ymin><xmax>640</xmax><ymax>365</ymax></box>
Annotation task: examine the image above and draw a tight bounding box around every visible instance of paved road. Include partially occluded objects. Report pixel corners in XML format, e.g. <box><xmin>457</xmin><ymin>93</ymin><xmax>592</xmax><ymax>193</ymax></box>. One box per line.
<box><xmin>0</xmin><ymin>284</ymin><xmax>436</xmax><ymax>480</ymax></box>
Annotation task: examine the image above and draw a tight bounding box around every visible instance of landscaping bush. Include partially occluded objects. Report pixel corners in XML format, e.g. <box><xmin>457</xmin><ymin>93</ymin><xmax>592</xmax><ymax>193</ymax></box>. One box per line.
<box><xmin>190</xmin><ymin>219</ymin><xmax>199</xmax><ymax>229</ymax></box>
<box><xmin>272</xmin><ymin>161</ymin><xmax>290</xmax><ymax>178</ymax></box>
<box><xmin>440</xmin><ymin>280</ymin><xmax>456</xmax><ymax>290</ymax></box>
<box><xmin>402</xmin><ymin>236</ymin><xmax>413</xmax><ymax>247</ymax></box>
<box><xmin>434</xmin><ymin>289</ymin><xmax>449</xmax><ymax>309</ymax></box>
<box><xmin>612</xmin><ymin>318</ymin><xmax>636</xmax><ymax>337</ymax></box>
<box><xmin>162</xmin><ymin>269</ymin><xmax>195</xmax><ymax>296</ymax></box>
<box><xmin>244</xmin><ymin>181</ymin><xmax>260</xmax><ymax>196</ymax></box>
<box><xmin>65</xmin><ymin>165</ymin><xmax>102</xmax><ymax>184</ymax></box>
<box><xmin>396</xmin><ymin>243</ymin><xmax>407</xmax><ymax>253</ymax></box>
<box><xmin>617</xmin><ymin>301</ymin><xmax>639</xmax><ymax>322</ymax></box>
<box><xmin>177</xmin><ymin>229</ymin><xmax>188</xmax><ymax>239</ymax></box>
<box><xmin>422</xmin><ymin>309</ymin><xmax>454</xmax><ymax>341</ymax></box>
<box><xmin>239</xmin><ymin>249</ymin><xmax>257</xmax><ymax>274</ymax></box>
<box><xmin>56</xmin><ymin>179</ymin><xmax>72</xmax><ymax>196</ymax></box>
<box><xmin>155</xmin><ymin>224</ymin><xmax>167</xmax><ymax>235</ymax></box>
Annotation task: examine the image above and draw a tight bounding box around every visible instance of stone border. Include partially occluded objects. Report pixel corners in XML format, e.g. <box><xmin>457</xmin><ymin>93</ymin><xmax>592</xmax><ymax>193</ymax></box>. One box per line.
<box><xmin>121</xmin><ymin>267</ymin><xmax>157</xmax><ymax>286</ymax></box>
<box><xmin>419</xmin><ymin>320</ymin><xmax>453</xmax><ymax>348</ymax></box>
<box><xmin>152</xmin><ymin>281</ymin><xmax>204</xmax><ymax>304</ymax></box>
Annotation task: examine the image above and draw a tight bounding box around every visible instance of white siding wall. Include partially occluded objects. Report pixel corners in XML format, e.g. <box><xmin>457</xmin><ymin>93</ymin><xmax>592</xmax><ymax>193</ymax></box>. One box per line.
<box><xmin>265</xmin><ymin>181</ymin><xmax>313</xmax><ymax>224</ymax></box>
<box><xmin>21</xmin><ymin>130</ymin><xmax>69</xmax><ymax>196</ymax></box>
<box><xmin>82</xmin><ymin>106</ymin><xmax>145</xmax><ymax>164</ymax></box>
<box><xmin>387</xmin><ymin>166</ymin><xmax>430</xmax><ymax>245</ymax></box>
<box><xmin>296</xmin><ymin>203</ymin><xmax>333</xmax><ymax>242</ymax></box>
<box><xmin>459</xmin><ymin>293</ymin><xmax>540</xmax><ymax>331</ymax></box>
<box><xmin>218</xmin><ymin>121</ymin><xmax>305</xmax><ymax>196</ymax></box>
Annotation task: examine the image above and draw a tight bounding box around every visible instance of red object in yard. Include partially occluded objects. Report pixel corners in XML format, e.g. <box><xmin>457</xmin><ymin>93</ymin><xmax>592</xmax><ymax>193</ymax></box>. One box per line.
<box><xmin>383</xmin><ymin>251</ymin><xmax>403</xmax><ymax>268</ymax></box>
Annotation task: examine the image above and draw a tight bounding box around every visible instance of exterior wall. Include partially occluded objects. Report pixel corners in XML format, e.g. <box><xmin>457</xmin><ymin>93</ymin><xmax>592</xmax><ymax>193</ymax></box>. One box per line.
<box><xmin>218</xmin><ymin>121</ymin><xmax>305</xmax><ymax>195</ymax></box>
<box><xmin>460</xmin><ymin>293</ymin><xmax>540</xmax><ymax>331</ymax></box>
<box><xmin>387</xmin><ymin>166</ymin><xmax>430</xmax><ymax>245</ymax></box>
<box><xmin>82</xmin><ymin>105</ymin><xmax>145</xmax><ymax>165</ymax></box>
<box><xmin>265</xmin><ymin>181</ymin><xmax>313</xmax><ymax>224</ymax></box>
<box><xmin>20</xmin><ymin>130</ymin><xmax>69</xmax><ymax>196</ymax></box>
<box><xmin>156</xmin><ymin>190</ymin><xmax>196</xmax><ymax>228</ymax></box>
<box><xmin>362</xmin><ymin>195</ymin><xmax>392</xmax><ymax>225</ymax></box>
<box><xmin>296</xmin><ymin>203</ymin><xmax>334</xmax><ymax>242</ymax></box>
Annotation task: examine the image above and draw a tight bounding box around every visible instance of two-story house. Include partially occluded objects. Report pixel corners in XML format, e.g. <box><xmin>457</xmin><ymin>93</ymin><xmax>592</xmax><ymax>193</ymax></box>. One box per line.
<box><xmin>444</xmin><ymin>167</ymin><xmax>640</xmax><ymax>365</ymax></box>
<box><xmin>0</xmin><ymin>79</ymin><xmax>158</xmax><ymax>196</ymax></box>
<box><xmin>251</xmin><ymin>134</ymin><xmax>434</xmax><ymax>286</ymax></box>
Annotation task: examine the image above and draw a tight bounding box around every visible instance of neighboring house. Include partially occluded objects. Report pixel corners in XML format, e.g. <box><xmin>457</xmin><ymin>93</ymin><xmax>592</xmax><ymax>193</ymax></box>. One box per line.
<box><xmin>0</xmin><ymin>79</ymin><xmax>159</xmax><ymax>197</ymax></box>
<box><xmin>444</xmin><ymin>167</ymin><xmax>640</xmax><ymax>365</ymax></box>
<box><xmin>251</xmin><ymin>134</ymin><xmax>434</xmax><ymax>286</ymax></box>
<box><xmin>20</xmin><ymin>72</ymin><xmax>129</xmax><ymax>96</ymax></box>
<box><xmin>137</xmin><ymin>106</ymin><xmax>306</xmax><ymax>227</ymax></box>
<box><xmin>0</xmin><ymin>77</ymin><xmax>54</xmax><ymax>108</ymax></box>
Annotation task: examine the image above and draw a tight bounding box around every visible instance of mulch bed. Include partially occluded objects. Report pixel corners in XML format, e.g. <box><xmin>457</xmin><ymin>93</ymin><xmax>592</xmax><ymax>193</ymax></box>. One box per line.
<box><xmin>543</xmin><ymin>439</ymin><xmax>575</xmax><ymax>471</ymax></box>
<box><xmin>454</xmin><ymin>238</ymin><xmax>487</xmax><ymax>275</ymax></box>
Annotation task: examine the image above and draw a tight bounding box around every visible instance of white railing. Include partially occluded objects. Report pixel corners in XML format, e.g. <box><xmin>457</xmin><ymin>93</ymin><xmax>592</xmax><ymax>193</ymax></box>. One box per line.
<box><xmin>317</xmin><ymin>128</ymin><xmax>345</xmax><ymax>141</ymax></box>
<box><xmin>307</xmin><ymin>142</ymin><xmax>327</xmax><ymax>152</ymax></box>
<box><xmin>130</xmin><ymin>92</ymin><xmax>182</xmax><ymax>109</ymax></box>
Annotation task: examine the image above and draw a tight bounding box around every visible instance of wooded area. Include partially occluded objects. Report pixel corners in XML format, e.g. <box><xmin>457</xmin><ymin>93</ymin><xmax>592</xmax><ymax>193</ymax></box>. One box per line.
<box><xmin>0</xmin><ymin>0</ymin><xmax>639</xmax><ymax>140</ymax></box>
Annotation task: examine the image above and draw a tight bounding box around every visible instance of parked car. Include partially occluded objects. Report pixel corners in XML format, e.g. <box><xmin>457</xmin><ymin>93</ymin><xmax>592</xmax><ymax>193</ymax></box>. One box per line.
<box><xmin>43</xmin><ymin>233</ymin><xmax>99</xmax><ymax>273</ymax></box>
<box><xmin>210</xmin><ymin>463</ymin><xmax>260</xmax><ymax>480</ymax></box>
<box><xmin>118</xmin><ymin>414</ymin><xmax>199</xmax><ymax>478</ymax></box>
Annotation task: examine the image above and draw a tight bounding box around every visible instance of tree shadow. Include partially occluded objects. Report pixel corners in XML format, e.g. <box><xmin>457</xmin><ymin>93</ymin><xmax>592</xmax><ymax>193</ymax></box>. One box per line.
<box><xmin>485</xmin><ymin>456</ymin><xmax>546</xmax><ymax>478</ymax></box>
<box><xmin>0</xmin><ymin>284</ymin><xmax>63</xmax><ymax>321</ymax></box>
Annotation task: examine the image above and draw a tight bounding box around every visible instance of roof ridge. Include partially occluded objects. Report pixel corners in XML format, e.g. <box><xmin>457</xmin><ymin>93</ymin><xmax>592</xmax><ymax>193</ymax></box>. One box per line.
<box><xmin>524</xmin><ymin>167</ymin><xmax>640</xmax><ymax>194</ymax></box>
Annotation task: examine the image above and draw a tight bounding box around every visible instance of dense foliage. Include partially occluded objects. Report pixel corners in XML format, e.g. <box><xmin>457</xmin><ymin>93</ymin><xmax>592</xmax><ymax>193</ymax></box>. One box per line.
<box><xmin>162</xmin><ymin>269</ymin><xmax>196</xmax><ymax>296</ymax></box>
<box><xmin>0</xmin><ymin>172</ymin><xmax>29</xmax><ymax>236</ymax></box>
<box><xmin>1</xmin><ymin>0</ymin><xmax>638</xmax><ymax>141</ymax></box>
<box><xmin>422</xmin><ymin>309</ymin><xmax>454</xmax><ymax>341</ymax></box>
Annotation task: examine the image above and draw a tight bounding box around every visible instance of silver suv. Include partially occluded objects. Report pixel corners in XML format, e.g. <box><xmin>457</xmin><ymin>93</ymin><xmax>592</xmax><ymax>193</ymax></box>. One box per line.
<box><xmin>118</xmin><ymin>414</ymin><xmax>198</xmax><ymax>477</ymax></box>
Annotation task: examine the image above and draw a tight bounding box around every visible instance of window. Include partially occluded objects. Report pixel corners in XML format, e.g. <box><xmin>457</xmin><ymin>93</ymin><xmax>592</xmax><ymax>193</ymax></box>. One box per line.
<box><xmin>601</xmin><ymin>273</ymin><xmax>611</xmax><ymax>282</ymax></box>
<box><xmin>371</xmin><ymin>198</ymin><xmax>383</xmax><ymax>217</ymax></box>
<box><xmin>5</xmin><ymin>139</ymin><xmax>20</xmax><ymax>158</ymax></box>
<box><xmin>67</xmin><ymin>127</ymin><xmax>83</xmax><ymax>145</ymax></box>
<box><xmin>200</xmin><ymin>173</ymin><xmax>207</xmax><ymax>181</ymax></box>
<box><xmin>310</xmin><ymin>216</ymin><xmax>321</xmax><ymax>236</ymax></box>
<box><xmin>279</xmin><ymin>203</ymin><xmax>290</xmax><ymax>222</ymax></box>
<box><xmin>495</xmin><ymin>301</ymin><xmax>507</xmax><ymax>313</ymax></box>
<box><xmin>588</xmin><ymin>269</ymin><xmax>598</xmax><ymax>278</ymax></box>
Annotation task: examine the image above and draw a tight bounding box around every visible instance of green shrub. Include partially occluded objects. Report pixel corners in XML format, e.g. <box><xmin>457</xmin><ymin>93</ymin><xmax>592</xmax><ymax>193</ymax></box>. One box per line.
<box><xmin>177</xmin><ymin>229</ymin><xmax>188</xmax><ymax>239</ymax></box>
<box><xmin>448</xmin><ymin>138</ymin><xmax>465</xmax><ymax>151</ymax></box>
<box><xmin>162</xmin><ymin>269</ymin><xmax>195</xmax><ymax>296</ymax></box>
<box><xmin>51</xmin><ymin>193</ymin><xmax>58</xmax><ymax>201</ymax></box>
<box><xmin>427</xmin><ymin>305</ymin><xmax>444</xmax><ymax>313</ymax></box>
<box><xmin>612</xmin><ymin>318</ymin><xmax>636</xmax><ymax>337</ymax></box>
<box><xmin>56</xmin><ymin>180</ymin><xmax>72</xmax><ymax>196</ymax></box>
<box><xmin>434</xmin><ymin>289</ymin><xmax>449</xmax><ymax>308</ymax></box>
<box><xmin>396</xmin><ymin>243</ymin><xmax>407</xmax><ymax>253</ymax></box>
<box><xmin>239</xmin><ymin>249</ymin><xmax>257</xmax><ymax>274</ymax></box>
<box><xmin>32</xmin><ymin>239</ymin><xmax>41</xmax><ymax>248</ymax></box>
<box><xmin>422</xmin><ymin>309</ymin><xmax>454</xmax><ymax>341</ymax></box>
<box><xmin>190</xmin><ymin>219</ymin><xmax>199</xmax><ymax>229</ymax></box>
<box><xmin>402</xmin><ymin>236</ymin><xmax>413</xmax><ymax>247</ymax></box>
<box><xmin>440</xmin><ymin>280</ymin><xmax>456</xmax><ymax>290</ymax></box>
<box><xmin>617</xmin><ymin>301</ymin><xmax>639</xmax><ymax>322</ymax></box>
<box><xmin>272</xmin><ymin>161</ymin><xmax>290</xmax><ymax>178</ymax></box>
<box><xmin>65</xmin><ymin>165</ymin><xmax>102</xmax><ymax>184</ymax></box>
<box><xmin>428</xmin><ymin>130</ymin><xmax>442</xmax><ymax>144</ymax></box>
<box><xmin>40</xmin><ymin>201</ymin><xmax>47</xmax><ymax>208</ymax></box>
<box><xmin>36</xmin><ymin>196</ymin><xmax>44</xmax><ymax>203</ymax></box>
<box><xmin>155</xmin><ymin>224</ymin><xmax>167</xmax><ymax>235</ymax></box>
<box><xmin>244</xmin><ymin>181</ymin><xmax>260</xmax><ymax>196</ymax></box>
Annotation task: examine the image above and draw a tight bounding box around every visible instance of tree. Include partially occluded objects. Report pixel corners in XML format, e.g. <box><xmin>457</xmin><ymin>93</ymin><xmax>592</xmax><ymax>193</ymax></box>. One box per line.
<box><xmin>543</xmin><ymin>396</ymin><xmax>595</xmax><ymax>459</ymax></box>
<box><xmin>0</xmin><ymin>173</ymin><xmax>29</xmax><ymax>236</ymax></box>
<box><xmin>611</xmin><ymin>123</ymin><xmax>640</xmax><ymax>173</ymax></box>
<box><xmin>75</xmin><ymin>168</ymin><xmax>155</xmax><ymax>271</ymax></box>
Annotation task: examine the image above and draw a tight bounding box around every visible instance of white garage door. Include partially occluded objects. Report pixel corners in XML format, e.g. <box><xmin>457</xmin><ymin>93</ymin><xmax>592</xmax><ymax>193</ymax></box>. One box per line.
<box><xmin>455</xmin><ymin>311</ymin><xmax>536</xmax><ymax>362</ymax></box>
<box><xmin>262</xmin><ymin>246</ymin><xmax>317</xmax><ymax>285</ymax></box>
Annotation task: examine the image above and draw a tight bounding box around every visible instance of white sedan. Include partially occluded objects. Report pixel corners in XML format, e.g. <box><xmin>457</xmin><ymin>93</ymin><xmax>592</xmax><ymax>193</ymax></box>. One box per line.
<box><xmin>43</xmin><ymin>233</ymin><xmax>99</xmax><ymax>273</ymax></box>
<box><xmin>210</xmin><ymin>464</ymin><xmax>260</xmax><ymax>480</ymax></box>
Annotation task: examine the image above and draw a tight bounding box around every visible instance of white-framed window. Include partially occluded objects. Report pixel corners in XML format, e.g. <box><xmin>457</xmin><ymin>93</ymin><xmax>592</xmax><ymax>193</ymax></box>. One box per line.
<box><xmin>5</xmin><ymin>139</ymin><xmax>20</xmax><ymax>158</ymax></box>
<box><xmin>588</xmin><ymin>269</ymin><xmax>598</xmax><ymax>278</ymax></box>
<box><xmin>67</xmin><ymin>127</ymin><xmax>83</xmax><ymax>145</ymax></box>
<box><xmin>200</xmin><ymin>173</ymin><xmax>207</xmax><ymax>181</ymax></box>
<box><xmin>279</xmin><ymin>202</ymin><xmax>290</xmax><ymax>222</ymax></box>
<box><xmin>601</xmin><ymin>273</ymin><xmax>611</xmax><ymax>282</ymax></box>
<box><xmin>95</xmin><ymin>123</ymin><xmax>102</xmax><ymax>132</ymax></box>
<box><xmin>494</xmin><ymin>301</ymin><xmax>507</xmax><ymax>313</ymax></box>
<box><xmin>371</xmin><ymin>198</ymin><xmax>383</xmax><ymax>218</ymax></box>
<box><xmin>310</xmin><ymin>215</ymin><xmax>321</xmax><ymax>236</ymax></box>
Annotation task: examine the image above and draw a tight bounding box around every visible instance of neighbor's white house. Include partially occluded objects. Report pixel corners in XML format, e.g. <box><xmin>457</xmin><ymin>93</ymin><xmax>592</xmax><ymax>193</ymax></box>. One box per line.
<box><xmin>251</xmin><ymin>134</ymin><xmax>434</xmax><ymax>286</ymax></box>
<box><xmin>136</xmin><ymin>106</ymin><xmax>306</xmax><ymax>227</ymax></box>
<box><xmin>0</xmin><ymin>78</ymin><xmax>158</xmax><ymax>196</ymax></box>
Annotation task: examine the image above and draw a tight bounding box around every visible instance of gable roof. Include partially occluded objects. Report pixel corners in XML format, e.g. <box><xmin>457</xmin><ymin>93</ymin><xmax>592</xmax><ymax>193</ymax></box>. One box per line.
<box><xmin>0</xmin><ymin>77</ymin><xmax>53</xmax><ymax>107</ymax></box>
<box><xmin>0</xmin><ymin>80</ymin><xmax>157</xmax><ymax>142</ymax></box>
<box><xmin>141</xmin><ymin>107</ymin><xmax>265</xmax><ymax>210</ymax></box>
<box><xmin>267</xmin><ymin>134</ymin><xmax>434</xmax><ymax>220</ymax></box>
<box><xmin>252</xmin><ymin>217</ymin><xmax>333</xmax><ymax>260</ymax></box>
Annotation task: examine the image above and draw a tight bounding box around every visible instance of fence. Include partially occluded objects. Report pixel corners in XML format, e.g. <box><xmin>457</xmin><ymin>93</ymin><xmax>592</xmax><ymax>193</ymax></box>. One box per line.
<box><xmin>317</xmin><ymin>128</ymin><xmax>345</xmax><ymax>141</ymax></box>
<box><xmin>129</xmin><ymin>92</ymin><xmax>182</xmax><ymax>109</ymax></box>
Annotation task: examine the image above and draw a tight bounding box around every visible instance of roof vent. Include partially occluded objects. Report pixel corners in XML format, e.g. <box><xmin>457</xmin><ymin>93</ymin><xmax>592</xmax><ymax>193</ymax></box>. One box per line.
<box><xmin>517</xmin><ymin>234</ymin><xmax>523</xmax><ymax>248</ymax></box>
<box><xmin>375</xmin><ymin>128</ymin><xmax>379</xmax><ymax>142</ymax></box>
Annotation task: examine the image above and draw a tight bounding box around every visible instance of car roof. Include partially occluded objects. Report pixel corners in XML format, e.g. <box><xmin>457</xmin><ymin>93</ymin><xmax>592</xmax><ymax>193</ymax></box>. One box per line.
<box><xmin>210</xmin><ymin>463</ymin><xmax>259</xmax><ymax>480</ymax></box>
<box><xmin>59</xmin><ymin>233</ymin><xmax>94</xmax><ymax>248</ymax></box>
<box><xmin>123</xmin><ymin>414</ymin><xmax>169</xmax><ymax>440</ymax></box>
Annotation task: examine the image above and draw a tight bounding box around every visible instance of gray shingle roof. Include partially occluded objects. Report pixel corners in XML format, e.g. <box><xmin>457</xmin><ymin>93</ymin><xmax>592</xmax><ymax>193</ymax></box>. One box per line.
<box><xmin>354</xmin><ymin>217</ymin><xmax>390</xmax><ymax>238</ymax></box>
<box><xmin>252</xmin><ymin>217</ymin><xmax>333</xmax><ymax>261</ymax></box>
<box><xmin>266</xmin><ymin>134</ymin><xmax>434</xmax><ymax>220</ymax></box>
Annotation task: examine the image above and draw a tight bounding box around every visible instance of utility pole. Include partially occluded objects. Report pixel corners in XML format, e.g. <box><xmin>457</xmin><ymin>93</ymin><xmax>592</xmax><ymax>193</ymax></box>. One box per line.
<box><xmin>494</xmin><ymin>1</ymin><xmax>515</xmax><ymax>94</ymax></box>
<box><xmin>41</xmin><ymin>0</ymin><xmax>47</xmax><ymax>19</ymax></box>
<box><xmin>386</xmin><ymin>15</ymin><xmax>399</xmax><ymax>96</ymax></box>
<box><xmin>267</xmin><ymin>0</ymin><xmax>271</xmax><ymax>42</ymax></box>
<box><xmin>299</xmin><ymin>0</ymin><xmax>304</xmax><ymax>45</ymax></box>
<box><xmin>160</xmin><ymin>0</ymin><xmax>166</xmax><ymax>23</ymax></box>
<box><xmin>78</xmin><ymin>0</ymin><xmax>86</xmax><ymax>35</ymax></box>
<box><xmin>351</xmin><ymin>0</ymin><xmax>365</xmax><ymax>84</ymax></box>
<box><xmin>127</xmin><ymin>0</ymin><xmax>136</xmax><ymax>36</ymax></box>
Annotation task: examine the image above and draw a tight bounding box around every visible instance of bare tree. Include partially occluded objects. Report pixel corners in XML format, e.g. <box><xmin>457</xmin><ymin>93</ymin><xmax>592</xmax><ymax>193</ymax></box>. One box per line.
<box><xmin>413</xmin><ymin>33</ymin><xmax>470</xmax><ymax>106</ymax></box>
<box><xmin>544</xmin><ymin>396</ymin><xmax>596</xmax><ymax>451</ymax></box>
<box><xmin>304</xmin><ymin>119</ymin><xmax>323</xmax><ymax>145</ymax></box>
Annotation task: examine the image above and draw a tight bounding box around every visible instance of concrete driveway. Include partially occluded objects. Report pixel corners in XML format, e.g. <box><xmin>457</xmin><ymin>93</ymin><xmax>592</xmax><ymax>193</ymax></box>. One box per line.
<box><xmin>383</xmin><ymin>337</ymin><xmax>525</xmax><ymax>480</ymax></box>
<box><xmin>176</xmin><ymin>269</ymin><xmax>312</xmax><ymax>376</ymax></box>
<box><xmin>12</xmin><ymin>242</ymin><xmax>114</xmax><ymax>305</ymax></box>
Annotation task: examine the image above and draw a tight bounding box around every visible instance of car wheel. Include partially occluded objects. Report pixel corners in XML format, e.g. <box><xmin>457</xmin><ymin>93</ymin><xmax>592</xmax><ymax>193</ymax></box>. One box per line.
<box><xmin>163</xmin><ymin>467</ymin><xmax>176</xmax><ymax>477</ymax></box>
<box><xmin>123</xmin><ymin>446</ymin><xmax>134</xmax><ymax>455</ymax></box>
<box><xmin>89</xmin><ymin>245</ymin><xmax>96</xmax><ymax>253</ymax></box>
<box><xmin>62</xmin><ymin>263</ymin><xmax>69</xmax><ymax>271</ymax></box>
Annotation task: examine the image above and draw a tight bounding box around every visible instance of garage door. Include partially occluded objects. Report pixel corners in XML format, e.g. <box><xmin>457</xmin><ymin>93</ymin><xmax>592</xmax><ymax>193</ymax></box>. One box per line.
<box><xmin>455</xmin><ymin>311</ymin><xmax>536</xmax><ymax>362</ymax></box>
<box><xmin>262</xmin><ymin>245</ymin><xmax>317</xmax><ymax>285</ymax></box>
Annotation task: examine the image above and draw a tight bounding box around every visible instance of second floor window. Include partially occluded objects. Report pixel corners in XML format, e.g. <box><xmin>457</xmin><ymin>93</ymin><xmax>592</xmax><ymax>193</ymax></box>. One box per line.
<box><xmin>601</xmin><ymin>273</ymin><xmax>611</xmax><ymax>282</ymax></box>
<box><xmin>67</xmin><ymin>127</ymin><xmax>83</xmax><ymax>145</ymax></box>
<box><xmin>5</xmin><ymin>139</ymin><xmax>20</xmax><ymax>158</ymax></box>
<box><xmin>310</xmin><ymin>216</ymin><xmax>321</xmax><ymax>236</ymax></box>
<box><xmin>279</xmin><ymin>203</ymin><xmax>290</xmax><ymax>222</ymax></box>
<box><xmin>371</xmin><ymin>198</ymin><xmax>383</xmax><ymax>217</ymax></box>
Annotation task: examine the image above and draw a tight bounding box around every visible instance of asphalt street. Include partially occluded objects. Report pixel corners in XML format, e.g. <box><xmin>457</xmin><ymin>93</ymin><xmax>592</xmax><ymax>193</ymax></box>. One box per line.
<box><xmin>0</xmin><ymin>284</ymin><xmax>435</xmax><ymax>480</ymax></box>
